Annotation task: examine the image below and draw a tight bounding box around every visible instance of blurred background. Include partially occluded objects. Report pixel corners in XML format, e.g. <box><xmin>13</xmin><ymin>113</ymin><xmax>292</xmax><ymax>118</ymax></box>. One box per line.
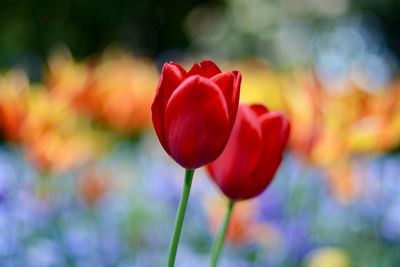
<box><xmin>0</xmin><ymin>0</ymin><xmax>400</xmax><ymax>266</ymax></box>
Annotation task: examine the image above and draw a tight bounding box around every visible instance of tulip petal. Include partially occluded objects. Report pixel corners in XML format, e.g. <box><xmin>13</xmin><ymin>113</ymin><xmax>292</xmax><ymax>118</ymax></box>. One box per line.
<box><xmin>151</xmin><ymin>63</ymin><xmax>187</xmax><ymax>154</ymax></box>
<box><xmin>259</xmin><ymin>113</ymin><xmax>287</xmax><ymax>169</ymax></box>
<box><xmin>231</xmin><ymin>71</ymin><xmax>242</xmax><ymax>125</ymax></box>
<box><xmin>208</xmin><ymin>104</ymin><xmax>263</xmax><ymax>200</ymax></box>
<box><xmin>164</xmin><ymin>75</ymin><xmax>230</xmax><ymax>168</ymax></box>
<box><xmin>260</xmin><ymin>112</ymin><xmax>290</xmax><ymax>153</ymax></box>
<box><xmin>188</xmin><ymin>60</ymin><xmax>222</xmax><ymax>78</ymax></box>
<box><xmin>251</xmin><ymin>104</ymin><xmax>269</xmax><ymax>116</ymax></box>
<box><xmin>261</xmin><ymin>112</ymin><xmax>289</xmax><ymax>154</ymax></box>
<box><xmin>279</xmin><ymin>115</ymin><xmax>291</xmax><ymax>152</ymax></box>
<box><xmin>246</xmin><ymin>113</ymin><xmax>289</xmax><ymax>198</ymax></box>
<box><xmin>211</xmin><ymin>72</ymin><xmax>234</xmax><ymax>112</ymax></box>
<box><xmin>211</xmin><ymin>71</ymin><xmax>241</xmax><ymax>127</ymax></box>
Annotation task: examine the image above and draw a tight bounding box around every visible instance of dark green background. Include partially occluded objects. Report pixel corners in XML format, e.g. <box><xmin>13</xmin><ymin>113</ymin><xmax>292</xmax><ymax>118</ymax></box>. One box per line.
<box><xmin>0</xmin><ymin>0</ymin><xmax>398</xmax><ymax>69</ymax></box>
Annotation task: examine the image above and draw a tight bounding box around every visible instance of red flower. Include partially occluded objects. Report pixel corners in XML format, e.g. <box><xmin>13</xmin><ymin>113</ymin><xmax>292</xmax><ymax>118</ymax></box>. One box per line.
<box><xmin>208</xmin><ymin>103</ymin><xmax>290</xmax><ymax>200</ymax></box>
<box><xmin>152</xmin><ymin>60</ymin><xmax>241</xmax><ymax>169</ymax></box>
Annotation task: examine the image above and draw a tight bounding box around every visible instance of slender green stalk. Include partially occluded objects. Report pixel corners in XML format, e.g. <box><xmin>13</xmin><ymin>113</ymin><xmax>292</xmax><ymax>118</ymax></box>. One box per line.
<box><xmin>37</xmin><ymin>171</ymin><xmax>51</xmax><ymax>201</ymax></box>
<box><xmin>210</xmin><ymin>200</ymin><xmax>235</xmax><ymax>267</ymax></box>
<box><xmin>167</xmin><ymin>168</ymin><xmax>195</xmax><ymax>267</ymax></box>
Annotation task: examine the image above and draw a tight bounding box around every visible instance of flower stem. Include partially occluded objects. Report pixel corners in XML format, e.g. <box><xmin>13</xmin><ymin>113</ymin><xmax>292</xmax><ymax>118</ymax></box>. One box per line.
<box><xmin>167</xmin><ymin>168</ymin><xmax>195</xmax><ymax>267</ymax></box>
<box><xmin>210</xmin><ymin>200</ymin><xmax>235</xmax><ymax>267</ymax></box>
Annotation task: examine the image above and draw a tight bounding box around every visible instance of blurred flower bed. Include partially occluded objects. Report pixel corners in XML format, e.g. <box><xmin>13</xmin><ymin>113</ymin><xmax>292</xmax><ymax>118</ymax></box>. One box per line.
<box><xmin>1</xmin><ymin>49</ymin><xmax>400</xmax><ymax>267</ymax></box>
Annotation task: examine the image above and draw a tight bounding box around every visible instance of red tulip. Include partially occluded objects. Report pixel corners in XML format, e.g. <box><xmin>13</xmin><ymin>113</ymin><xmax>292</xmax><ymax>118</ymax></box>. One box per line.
<box><xmin>207</xmin><ymin>103</ymin><xmax>290</xmax><ymax>200</ymax></box>
<box><xmin>152</xmin><ymin>60</ymin><xmax>241</xmax><ymax>169</ymax></box>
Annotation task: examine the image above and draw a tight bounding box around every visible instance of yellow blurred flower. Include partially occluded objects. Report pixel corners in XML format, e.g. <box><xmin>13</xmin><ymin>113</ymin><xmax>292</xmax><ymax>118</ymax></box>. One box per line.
<box><xmin>304</xmin><ymin>247</ymin><xmax>351</xmax><ymax>267</ymax></box>
<box><xmin>223</xmin><ymin>59</ymin><xmax>286</xmax><ymax>110</ymax></box>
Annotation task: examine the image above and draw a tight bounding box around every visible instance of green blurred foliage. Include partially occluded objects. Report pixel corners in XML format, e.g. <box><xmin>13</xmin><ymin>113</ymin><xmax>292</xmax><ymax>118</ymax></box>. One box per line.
<box><xmin>0</xmin><ymin>0</ymin><xmax>220</xmax><ymax>66</ymax></box>
<box><xmin>0</xmin><ymin>0</ymin><xmax>398</xmax><ymax>72</ymax></box>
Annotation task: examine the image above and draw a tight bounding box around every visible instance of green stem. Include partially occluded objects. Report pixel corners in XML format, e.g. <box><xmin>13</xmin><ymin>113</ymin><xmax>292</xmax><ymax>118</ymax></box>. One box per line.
<box><xmin>167</xmin><ymin>168</ymin><xmax>195</xmax><ymax>267</ymax></box>
<box><xmin>210</xmin><ymin>200</ymin><xmax>235</xmax><ymax>267</ymax></box>
<box><xmin>37</xmin><ymin>171</ymin><xmax>51</xmax><ymax>201</ymax></box>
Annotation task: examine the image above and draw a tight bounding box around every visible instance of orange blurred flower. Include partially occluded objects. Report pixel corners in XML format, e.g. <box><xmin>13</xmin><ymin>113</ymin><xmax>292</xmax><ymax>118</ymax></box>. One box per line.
<box><xmin>283</xmin><ymin>71</ymin><xmax>325</xmax><ymax>164</ymax></box>
<box><xmin>21</xmin><ymin>88</ymin><xmax>109</xmax><ymax>174</ymax></box>
<box><xmin>78</xmin><ymin>167</ymin><xmax>111</xmax><ymax>206</ymax></box>
<box><xmin>46</xmin><ymin>49</ymin><xmax>91</xmax><ymax>108</ymax></box>
<box><xmin>236</xmin><ymin>59</ymin><xmax>400</xmax><ymax>203</ymax></box>
<box><xmin>205</xmin><ymin>197</ymin><xmax>256</xmax><ymax>245</ymax></box>
<box><xmin>204</xmin><ymin>197</ymin><xmax>282</xmax><ymax>248</ymax></box>
<box><xmin>325</xmin><ymin>161</ymin><xmax>360</xmax><ymax>205</ymax></box>
<box><xmin>47</xmin><ymin>49</ymin><xmax>159</xmax><ymax>135</ymax></box>
<box><xmin>0</xmin><ymin>70</ymin><xmax>29</xmax><ymax>142</ymax></box>
<box><xmin>346</xmin><ymin>83</ymin><xmax>400</xmax><ymax>153</ymax></box>
<box><xmin>236</xmin><ymin>59</ymin><xmax>400</xmax><ymax>159</ymax></box>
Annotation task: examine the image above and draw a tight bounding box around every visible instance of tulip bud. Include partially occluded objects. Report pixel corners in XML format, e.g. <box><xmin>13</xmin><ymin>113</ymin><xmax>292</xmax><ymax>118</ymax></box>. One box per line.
<box><xmin>151</xmin><ymin>60</ymin><xmax>241</xmax><ymax>169</ymax></box>
<box><xmin>208</xmin><ymin>103</ymin><xmax>290</xmax><ymax>200</ymax></box>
